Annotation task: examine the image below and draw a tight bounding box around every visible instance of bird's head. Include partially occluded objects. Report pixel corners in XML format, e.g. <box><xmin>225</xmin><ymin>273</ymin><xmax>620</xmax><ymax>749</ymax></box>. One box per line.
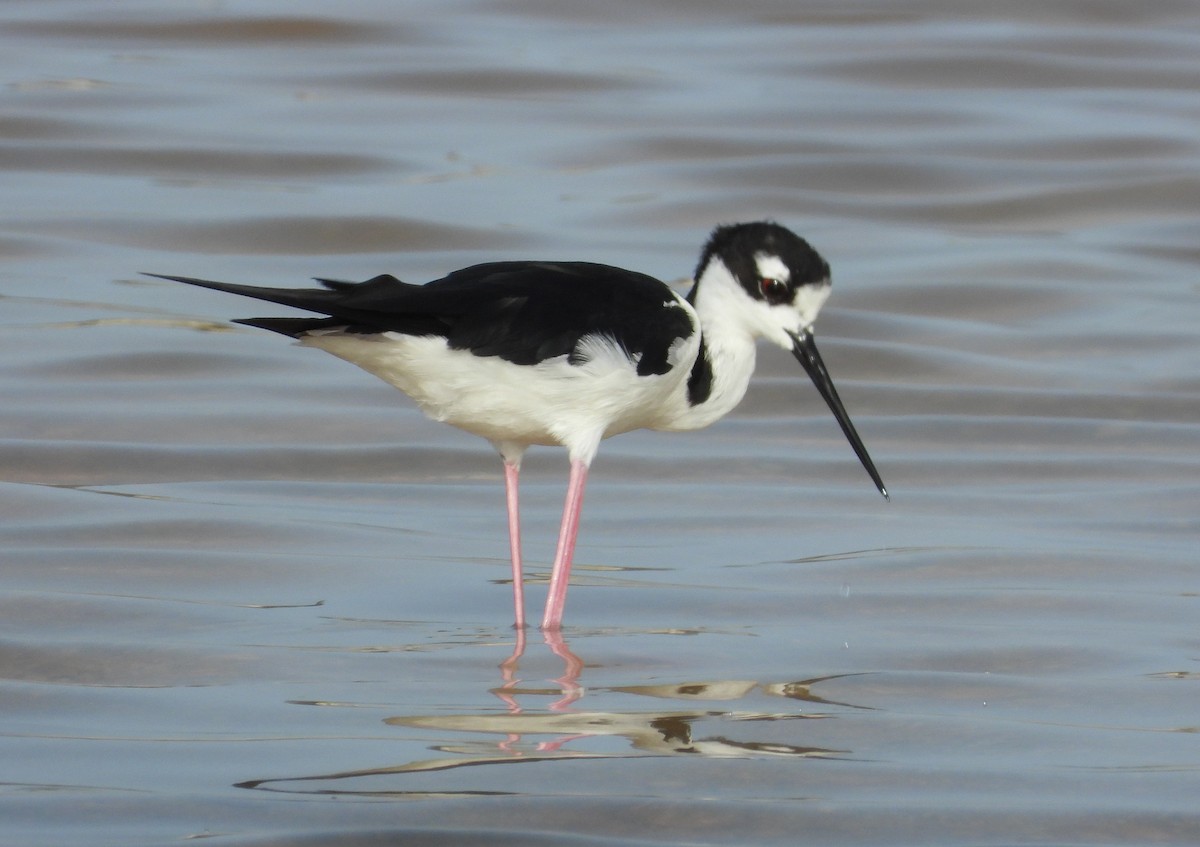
<box><xmin>690</xmin><ymin>220</ymin><xmax>831</xmax><ymax>348</ymax></box>
<box><xmin>689</xmin><ymin>221</ymin><xmax>888</xmax><ymax>500</ymax></box>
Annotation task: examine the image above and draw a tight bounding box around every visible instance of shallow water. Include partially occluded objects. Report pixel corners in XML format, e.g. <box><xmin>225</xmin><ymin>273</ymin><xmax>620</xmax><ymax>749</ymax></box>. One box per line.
<box><xmin>2</xmin><ymin>1</ymin><xmax>1199</xmax><ymax>845</ymax></box>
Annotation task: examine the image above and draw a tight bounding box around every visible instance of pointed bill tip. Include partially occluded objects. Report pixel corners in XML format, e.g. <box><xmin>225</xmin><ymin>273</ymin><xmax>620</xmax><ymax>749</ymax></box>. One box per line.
<box><xmin>788</xmin><ymin>329</ymin><xmax>889</xmax><ymax>501</ymax></box>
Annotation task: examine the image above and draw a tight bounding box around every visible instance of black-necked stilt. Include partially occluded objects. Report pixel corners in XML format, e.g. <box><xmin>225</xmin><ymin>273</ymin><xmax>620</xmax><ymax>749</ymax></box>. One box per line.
<box><xmin>149</xmin><ymin>221</ymin><xmax>886</xmax><ymax>630</ymax></box>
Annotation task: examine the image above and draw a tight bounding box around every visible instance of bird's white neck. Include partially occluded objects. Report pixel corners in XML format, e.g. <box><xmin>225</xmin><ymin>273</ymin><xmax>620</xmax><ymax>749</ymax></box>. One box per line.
<box><xmin>660</xmin><ymin>260</ymin><xmax>765</xmax><ymax>431</ymax></box>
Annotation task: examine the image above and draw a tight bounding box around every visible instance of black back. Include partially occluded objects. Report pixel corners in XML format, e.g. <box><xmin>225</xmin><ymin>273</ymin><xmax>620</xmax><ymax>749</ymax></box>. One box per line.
<box><xmin>162</xmin><ymin>261</ymin><xmax>696</xmax><ymax>378</ymax></box>
<box><xmin>424</xmin><ymin>262</ymin><xmax>692</xmax><ymax>375</ymax></box>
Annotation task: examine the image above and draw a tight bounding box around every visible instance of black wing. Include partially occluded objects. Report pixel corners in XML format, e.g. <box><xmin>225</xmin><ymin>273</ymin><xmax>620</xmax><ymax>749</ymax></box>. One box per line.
<box><xmin>148</xmin><ymin>261</ymin><xmax>695</xmax><ymax>376</ymax></box>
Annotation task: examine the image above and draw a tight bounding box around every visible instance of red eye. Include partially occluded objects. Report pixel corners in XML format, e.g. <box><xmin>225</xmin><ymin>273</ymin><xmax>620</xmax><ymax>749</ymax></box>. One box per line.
<box><xmin>759</xmin><ymin>277</ymin><xmax>787</xmax><ymax>303</ymax></box>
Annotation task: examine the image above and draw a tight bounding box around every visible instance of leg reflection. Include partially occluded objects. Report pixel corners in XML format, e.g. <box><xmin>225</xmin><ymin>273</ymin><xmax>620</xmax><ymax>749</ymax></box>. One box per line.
<box><xmin>493</xmin><ymin>628</ymin><xmax>584</xmax><ymax>713</ymax></box>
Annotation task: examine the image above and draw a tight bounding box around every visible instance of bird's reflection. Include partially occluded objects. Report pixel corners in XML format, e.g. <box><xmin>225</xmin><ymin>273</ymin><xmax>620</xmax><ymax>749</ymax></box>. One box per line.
<box><xmin>237</xmin><ymin>631</ymin><xmax>859</xmax><ymax>796</ymax></box>
<box><xmin>496</xmin><ymin>627</ymin><xmax>585</xmax><ymax>713</ymax></box>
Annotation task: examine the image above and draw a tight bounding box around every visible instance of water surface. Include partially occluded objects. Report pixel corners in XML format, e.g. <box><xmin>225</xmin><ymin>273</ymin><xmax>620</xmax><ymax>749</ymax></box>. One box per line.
<box><xmin>2</xmin><ymin>1</ymin><xmax>1198</xmax><ymax>845</ymax></box>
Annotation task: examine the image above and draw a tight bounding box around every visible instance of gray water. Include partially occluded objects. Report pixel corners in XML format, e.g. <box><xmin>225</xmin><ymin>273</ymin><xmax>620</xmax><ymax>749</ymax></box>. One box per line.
<box><xmin>2</xmin><ymin>2</ymin><xmax>1198</xmax><ymax>845</ymax></box>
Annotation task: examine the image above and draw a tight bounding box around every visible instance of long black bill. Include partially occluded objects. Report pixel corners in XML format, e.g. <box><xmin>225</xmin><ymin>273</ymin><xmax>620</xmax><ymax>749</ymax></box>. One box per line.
<box><xmin>788</xmin><ymin>330</ymin><xmax>889</xmax><ymax>501</ymax></box>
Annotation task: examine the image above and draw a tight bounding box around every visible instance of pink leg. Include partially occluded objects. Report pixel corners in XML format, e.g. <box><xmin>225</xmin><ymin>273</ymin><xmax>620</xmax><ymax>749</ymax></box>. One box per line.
<box><xmin>503</xmin><ymin>460</ymin><xmax>526</xmax><ymax>630</ymax></box>
<box><xmin>541</xmin><ymin>459</ymin><xmax>589</xmax><ymax>631</ymax></box>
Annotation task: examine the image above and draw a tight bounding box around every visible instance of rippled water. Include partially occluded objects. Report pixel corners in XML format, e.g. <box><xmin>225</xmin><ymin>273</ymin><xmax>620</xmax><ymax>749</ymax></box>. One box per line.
<box><xmin>3</xmin><ymin>2</ymin><xmax>1198</xmax><ymax>845</ymax></box>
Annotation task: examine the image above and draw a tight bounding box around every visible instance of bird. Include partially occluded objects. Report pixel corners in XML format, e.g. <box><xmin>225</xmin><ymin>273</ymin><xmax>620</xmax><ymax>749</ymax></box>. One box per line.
<box><xmin>148</xmin><ymin>221</ymin><xmax>887</xmax><ymax>631</ymax></box>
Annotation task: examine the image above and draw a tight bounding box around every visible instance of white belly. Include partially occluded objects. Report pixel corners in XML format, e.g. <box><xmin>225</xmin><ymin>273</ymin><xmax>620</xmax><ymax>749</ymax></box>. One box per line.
<box><xmin>300</xmin><ymin>331</ymin><xmax>699</xmax><ymax>461</ymax></box>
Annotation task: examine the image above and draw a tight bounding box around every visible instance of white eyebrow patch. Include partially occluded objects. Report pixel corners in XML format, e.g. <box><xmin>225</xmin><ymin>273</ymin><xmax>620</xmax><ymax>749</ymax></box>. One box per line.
<box><xmin>754</xmin><ymin>253</ymin><xmax>790</xmax><ymax>283</ymax></box>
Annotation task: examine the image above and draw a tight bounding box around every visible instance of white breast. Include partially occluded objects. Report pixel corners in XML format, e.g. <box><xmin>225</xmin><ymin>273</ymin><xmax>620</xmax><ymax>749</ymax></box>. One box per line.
<box><xmin>300</xmin><ymin>323</ymin><xmax>702</xmax><ymax>464</ymax></box>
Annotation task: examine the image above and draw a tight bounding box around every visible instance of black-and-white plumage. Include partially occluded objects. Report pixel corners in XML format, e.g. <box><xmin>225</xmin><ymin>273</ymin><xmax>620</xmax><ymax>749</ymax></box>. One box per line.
<box><xmin>149</xmin><ymin>221</ymin><xmax>886</xmax><ymax>630</ymax></box>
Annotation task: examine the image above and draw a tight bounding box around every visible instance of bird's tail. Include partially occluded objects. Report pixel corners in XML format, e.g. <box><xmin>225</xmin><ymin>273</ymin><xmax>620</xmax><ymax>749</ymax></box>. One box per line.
<box><xmin>143</xmin><ymin>273</ymin><xmax>342</xmax><ymax>314</ymax></box>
